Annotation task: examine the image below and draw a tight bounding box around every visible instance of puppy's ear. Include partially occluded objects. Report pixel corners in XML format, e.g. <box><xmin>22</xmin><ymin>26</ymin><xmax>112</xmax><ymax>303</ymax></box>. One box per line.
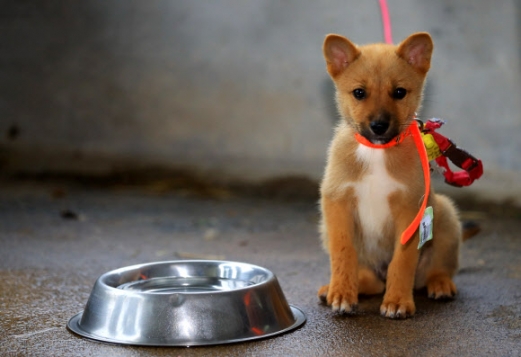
<box><xmin>397</xmin><ymin>32</ymin><xmax>433</xmax><ymax>74</ymax></box>
<box><xmin>323</xmin><ymin>34</ymin><xmax>360</xmax><ymax>77</ymax></box>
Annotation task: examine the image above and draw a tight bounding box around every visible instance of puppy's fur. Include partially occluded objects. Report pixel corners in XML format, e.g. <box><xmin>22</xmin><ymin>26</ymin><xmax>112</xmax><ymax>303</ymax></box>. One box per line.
<box><xmin>318</xmin><ymin>32</ymin><xmax>462</xmax><ymax>319</ymax></box>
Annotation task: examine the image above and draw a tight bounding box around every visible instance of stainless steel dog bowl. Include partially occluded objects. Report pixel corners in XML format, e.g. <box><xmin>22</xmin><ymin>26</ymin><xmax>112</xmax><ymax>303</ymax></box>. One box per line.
<box><xmin>67</xmin><ymin>260</ymin><xmax>305</xmax><ymax>346</ymax></box>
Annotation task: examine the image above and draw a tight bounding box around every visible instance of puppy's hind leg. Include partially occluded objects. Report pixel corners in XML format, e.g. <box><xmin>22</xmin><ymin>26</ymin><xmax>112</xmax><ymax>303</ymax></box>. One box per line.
<box><xmin>358</xmin><ymin>267</ymin><xmax>385</xmax><ymax>295</ymax></box>
<box><xmin>422</xmin><ymin>194</ymin><xmax>462</xmax><ymax>299</ymax></box>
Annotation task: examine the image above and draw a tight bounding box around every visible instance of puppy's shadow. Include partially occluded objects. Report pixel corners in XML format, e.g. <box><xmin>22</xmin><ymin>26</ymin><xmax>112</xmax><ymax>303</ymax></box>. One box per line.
<box><xmin>457</xmin><ymin>266</ymin><xmax>494</xmax><ymax>275</ymax></box>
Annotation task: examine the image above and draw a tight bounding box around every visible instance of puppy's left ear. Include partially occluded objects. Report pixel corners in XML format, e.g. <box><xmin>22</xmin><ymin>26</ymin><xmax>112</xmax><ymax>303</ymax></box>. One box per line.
<box><xmin>397</xmin><ymin>32</ymin><xmax>433</xmax><ymax>74</ymax></box>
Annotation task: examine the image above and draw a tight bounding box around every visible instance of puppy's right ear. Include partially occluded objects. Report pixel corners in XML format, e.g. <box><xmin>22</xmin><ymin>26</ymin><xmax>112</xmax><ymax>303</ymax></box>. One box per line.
<box><xmin>323</xmin><ymin>34</ymin><xmax>360</xmax><ymax>77</ymax></box>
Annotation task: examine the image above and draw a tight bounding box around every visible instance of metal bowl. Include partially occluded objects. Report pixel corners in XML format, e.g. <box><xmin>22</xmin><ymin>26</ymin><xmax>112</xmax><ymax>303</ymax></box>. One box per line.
<box><xmin>67</xmin><ymin>260</ymin><xmax>305</xmax><ymax>346</ymax></box>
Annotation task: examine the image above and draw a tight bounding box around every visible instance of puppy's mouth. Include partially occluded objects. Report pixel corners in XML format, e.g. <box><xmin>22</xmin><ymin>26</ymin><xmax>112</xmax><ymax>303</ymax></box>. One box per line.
<box><xmin>359</xmin><ymin>122</ymin><xmax>400</xmax><ymax>145</ymax></box>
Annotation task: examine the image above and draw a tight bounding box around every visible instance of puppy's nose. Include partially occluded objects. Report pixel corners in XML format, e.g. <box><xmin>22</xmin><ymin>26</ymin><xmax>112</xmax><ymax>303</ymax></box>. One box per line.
<box><xmin>369</xmin><ymin>121</ymin><xmax>390</xmax><ymax>135</ymax></box>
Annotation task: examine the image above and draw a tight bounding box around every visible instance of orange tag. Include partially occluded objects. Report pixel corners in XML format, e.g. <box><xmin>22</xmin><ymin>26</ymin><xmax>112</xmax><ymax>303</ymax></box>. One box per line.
<box><xmin>421</xmin><ymin>133</ymin><xmax>442</xmax><ymax>161</ymax></box>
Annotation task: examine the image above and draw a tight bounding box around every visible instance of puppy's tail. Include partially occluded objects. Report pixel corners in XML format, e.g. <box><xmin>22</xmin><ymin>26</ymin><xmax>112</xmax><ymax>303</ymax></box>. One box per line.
<box><xmin>462</xmin><ymin>220</ymin><xmax>481</xmax><ymax>241</ymax></box>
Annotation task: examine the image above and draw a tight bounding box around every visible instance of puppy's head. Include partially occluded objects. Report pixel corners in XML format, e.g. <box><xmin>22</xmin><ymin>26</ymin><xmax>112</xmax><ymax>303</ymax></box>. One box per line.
<box><xmin>323</xmin><ymin>32</ymin><xmax>433</xmax><ymax>144</ymax></box>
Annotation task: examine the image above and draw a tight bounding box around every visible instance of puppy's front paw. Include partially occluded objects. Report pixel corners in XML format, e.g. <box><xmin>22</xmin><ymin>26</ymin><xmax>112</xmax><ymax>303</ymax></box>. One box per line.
<box><xmin>427</xmin><ymin>275</ymin><xmax>457</xmax><ymax>300</ymax></box>
<box><xmin>380</xmin><ymin>297</ymin><xmax>415</xmax><ymax>319</ymax></box>
<box><xmin>318</xmin><ymin>284</ymin><xmax>358</xmax><ymax>314</ymax></box>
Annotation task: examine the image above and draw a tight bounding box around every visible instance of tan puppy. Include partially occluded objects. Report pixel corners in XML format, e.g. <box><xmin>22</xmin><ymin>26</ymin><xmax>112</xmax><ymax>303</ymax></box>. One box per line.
<box><xmin>318</xmin><ymin>32</ymin><xmax>462</xmax><ymax>319</ymax></box>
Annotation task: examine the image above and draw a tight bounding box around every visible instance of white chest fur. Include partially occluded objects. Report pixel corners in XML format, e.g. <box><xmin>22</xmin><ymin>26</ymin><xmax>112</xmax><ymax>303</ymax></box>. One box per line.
<box><xmin>352</xmin><ymin>145</ymin><xmax>406</xmax><ymax>249</ymax></box>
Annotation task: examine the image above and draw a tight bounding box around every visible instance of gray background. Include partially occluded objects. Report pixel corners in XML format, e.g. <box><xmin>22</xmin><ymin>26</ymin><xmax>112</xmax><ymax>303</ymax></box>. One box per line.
<box><xmin>1</xmin><ymin>0</ymin><xmax>520</xmax><ymax>203</ymax></box>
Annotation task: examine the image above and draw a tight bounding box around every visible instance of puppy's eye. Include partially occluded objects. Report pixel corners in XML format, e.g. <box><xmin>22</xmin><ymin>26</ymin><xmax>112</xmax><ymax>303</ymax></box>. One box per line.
<box><xmin>353</xmin><ymin>88</ymin><xmax>366</xmax><ymax>100</ymax></box>
<box><xmin>393</xmin><ymin>87</ymin><xmax>407</xmax><ymax>100</ymax></box>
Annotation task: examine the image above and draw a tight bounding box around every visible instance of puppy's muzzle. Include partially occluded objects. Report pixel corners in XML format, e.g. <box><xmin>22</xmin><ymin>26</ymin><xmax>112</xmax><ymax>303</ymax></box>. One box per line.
<box><xmin>370</xmin><ymin>121</ymin><xmax>390</xmax><ymax>135</ymax></box>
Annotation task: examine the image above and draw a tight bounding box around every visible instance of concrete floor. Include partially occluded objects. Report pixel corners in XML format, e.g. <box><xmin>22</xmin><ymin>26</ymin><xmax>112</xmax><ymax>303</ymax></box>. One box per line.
<box><xmin>1</xmin><ymin>180</ymin><xmax>520</xmax><ymax>356</ymax></box>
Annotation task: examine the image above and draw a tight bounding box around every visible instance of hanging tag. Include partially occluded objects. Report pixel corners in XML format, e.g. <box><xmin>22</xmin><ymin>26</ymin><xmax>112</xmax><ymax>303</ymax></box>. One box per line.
<box><xmin>418</xmin><ymin>206</ymin><xmax>434</xmax><ymax>249</ymax></box>
<box><xmin>421</xmin><ymin>133</ymin><xmax>442</xmax><ymax>161</ymax></box>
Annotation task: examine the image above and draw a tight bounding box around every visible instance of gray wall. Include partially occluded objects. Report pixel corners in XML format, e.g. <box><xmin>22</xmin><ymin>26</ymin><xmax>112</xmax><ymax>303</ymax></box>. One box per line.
<box><xmin>1</xmin><ymin>1</ymin><xmax>520</xmax><ymax>203</ymax></box>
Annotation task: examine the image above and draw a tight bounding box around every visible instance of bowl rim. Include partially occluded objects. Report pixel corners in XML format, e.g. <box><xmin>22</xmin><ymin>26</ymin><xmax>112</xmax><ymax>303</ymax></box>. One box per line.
<box><xmin>98</xmin><ymin>259</ymin><xmax>276</xmax><ymax>295</ymax></box>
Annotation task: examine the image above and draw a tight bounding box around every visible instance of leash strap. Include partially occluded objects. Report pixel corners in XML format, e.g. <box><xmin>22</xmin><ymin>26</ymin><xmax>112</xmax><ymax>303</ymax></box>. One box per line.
<box><xmin>378</xmin><ymin>0</ymin><xmax>393</xmax><ymax>44</ymax></box>
<box><xmin>400</xmin><ymin>123</ymin><xmax>430</xmax><ymax>245</ymax></box>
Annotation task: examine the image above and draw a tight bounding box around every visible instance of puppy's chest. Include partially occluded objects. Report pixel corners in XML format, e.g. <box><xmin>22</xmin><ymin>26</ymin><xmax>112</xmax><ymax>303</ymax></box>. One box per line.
<box><xmin>348</xmin><ymin>145</ymin><xmax>406</xmax><ymax>246</ymax></box>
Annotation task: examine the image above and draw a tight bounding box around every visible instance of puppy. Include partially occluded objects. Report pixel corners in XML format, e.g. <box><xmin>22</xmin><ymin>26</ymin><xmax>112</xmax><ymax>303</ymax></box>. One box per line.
<box><xmin>318</xmin><ymin>32</ymin><xmax>462</xmax><ymax>319</ymax></box>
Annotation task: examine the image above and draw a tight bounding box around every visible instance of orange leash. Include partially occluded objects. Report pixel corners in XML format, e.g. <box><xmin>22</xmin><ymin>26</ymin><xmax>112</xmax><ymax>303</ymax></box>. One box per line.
<box><xmin>354</xmin><ymin>121</ymin><xmax>430</xmax><ymax>245</ymax></box>
<box><xmin>400</xmin><ymin>123</ymin><xmax>430</xmax><ymax>245</ymax></box>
